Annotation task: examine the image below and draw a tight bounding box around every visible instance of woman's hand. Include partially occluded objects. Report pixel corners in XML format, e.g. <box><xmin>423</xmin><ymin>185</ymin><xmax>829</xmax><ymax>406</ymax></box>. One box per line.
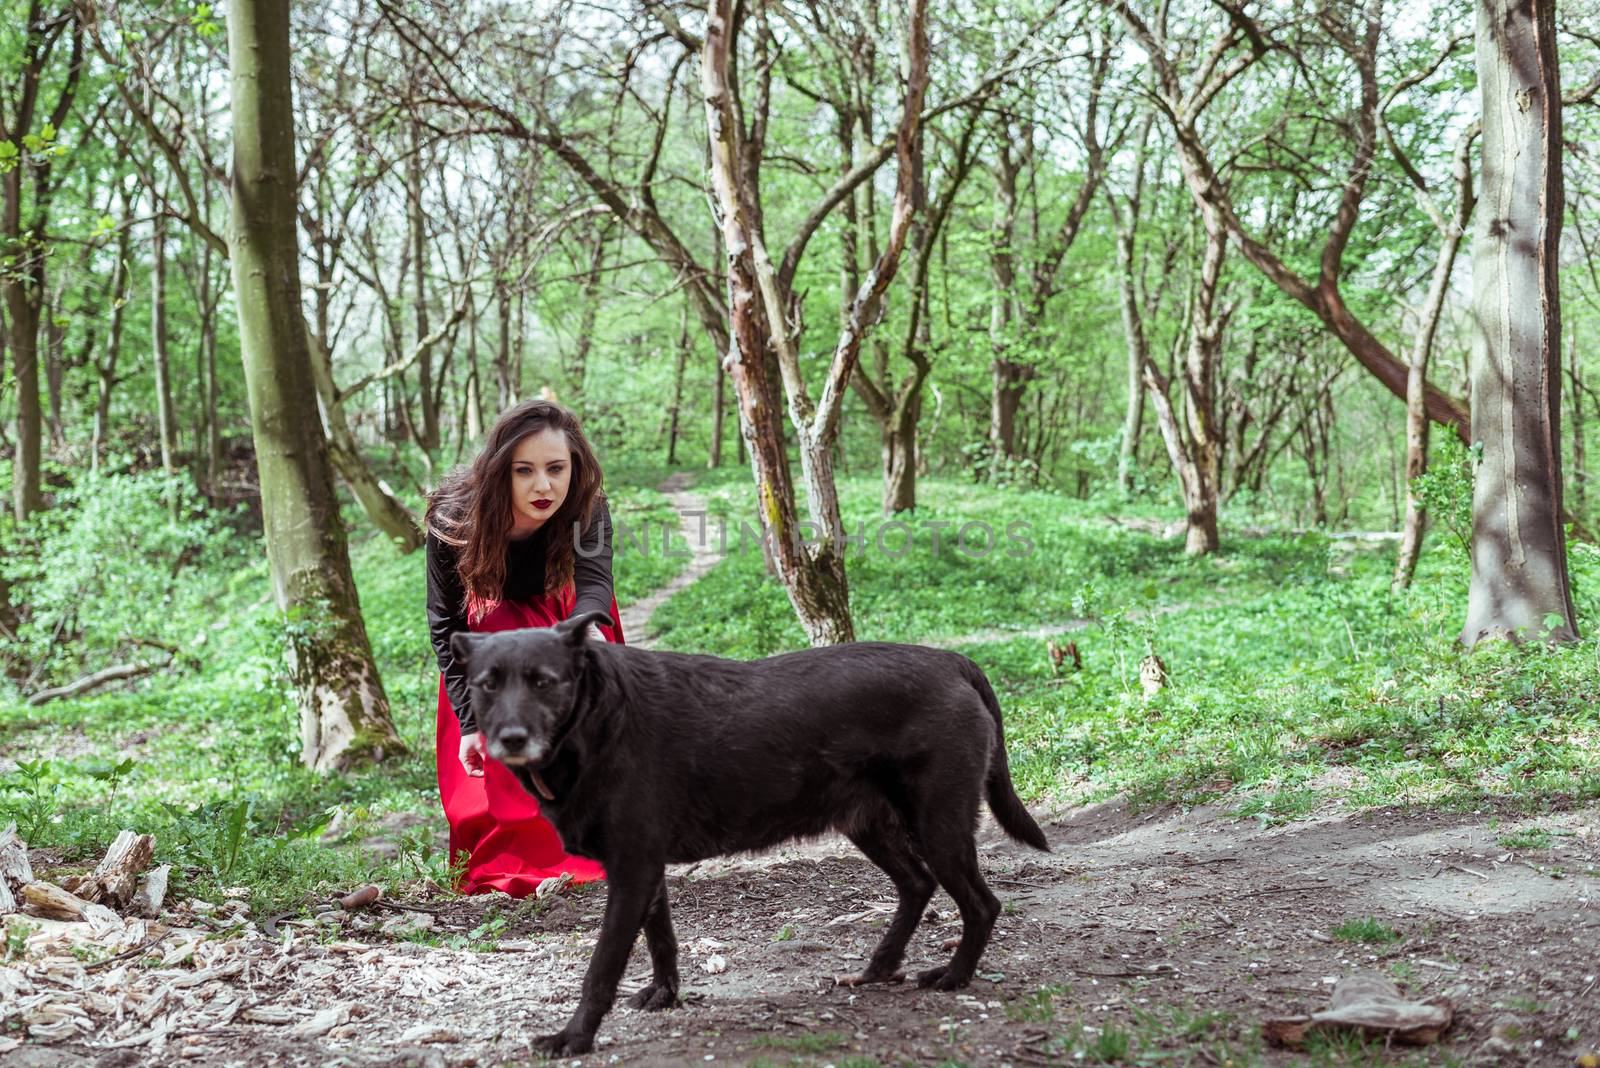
<box><xmin>459</xmin><ymin>731</ymin><xmax>487</xmax><ymax>777</ymax></box>
<box><xmin>585</xmin><ymin>621</ymin><xmax>609</xmax><ymax>643</ymax></box>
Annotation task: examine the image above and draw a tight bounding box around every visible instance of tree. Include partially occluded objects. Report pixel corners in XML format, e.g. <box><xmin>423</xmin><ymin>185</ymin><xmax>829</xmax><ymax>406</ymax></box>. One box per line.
<box><xmin>1461</xmin><ymin>0</ymin><xmax>1577</xmax><ymax>645</ymax></box>
<box><xmin>1113</xmin><ymin>1</ymin><xmax>1473</xmax><ymax>440</ymax></box>
<box><xmin>703</xmin><ymin>0</ymin><xmax>928</xmax><ymax>641</ymax></box>
<box><xmin>226</xmin><ymin>0</ymin><xmax>405</xmax><ymax>770</ymax></box>
<box><xmin>1381</xmin><ymin>38</ymin><xmax>1477</xmax><ymax>590</ymax></box>
<box><xmin>2</xmin><ymin>0</ymin><xmax>83</xmax><ymax>521</ymax></box>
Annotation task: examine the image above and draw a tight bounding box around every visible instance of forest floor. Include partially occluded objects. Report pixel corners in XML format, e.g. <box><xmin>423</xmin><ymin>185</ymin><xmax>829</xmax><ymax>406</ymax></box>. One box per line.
<box><xmin>4</xmin><ymin>797</ymin><xmax>1597</xmax><ymax>1068</ymax></box>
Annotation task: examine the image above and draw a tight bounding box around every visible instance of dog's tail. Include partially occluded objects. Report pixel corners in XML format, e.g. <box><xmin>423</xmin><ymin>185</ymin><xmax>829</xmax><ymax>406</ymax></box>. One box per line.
<box><xmin>965</xmin><ymin>659</ymin><xmax>1051</xmax><ymax>852</ymax></box>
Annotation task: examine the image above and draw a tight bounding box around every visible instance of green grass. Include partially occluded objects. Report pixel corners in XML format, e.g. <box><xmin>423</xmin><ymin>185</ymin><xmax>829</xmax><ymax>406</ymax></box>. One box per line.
<box><xmin>1496</xmin><ymin>827</ymin><xmax>1557</xmax><ymax>850</ymax></box>
<box><xmin>654</xmin><ymin>475</ymin><xmax>1600</xmax><ymax>816</ymax></box>
<box><xmin>750</xmin><ymin>1031</ymin><xmax>848</xmax><ymax>1054</ymax></box>
<box><xmin>0</xmin><ymin>475</ymin><xmax>690</xmax><ymax>914</ymax></box>
<box><xmin>1331</xmin><ymin>917</ymin><xmax>1403</xmax><ymax>944</ymax></box>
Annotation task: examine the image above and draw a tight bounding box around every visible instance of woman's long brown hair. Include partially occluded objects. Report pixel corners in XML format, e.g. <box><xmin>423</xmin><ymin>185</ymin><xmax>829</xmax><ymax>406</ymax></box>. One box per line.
<box><xmin>426</xmin><ymin>400</ymin><xmax>605</xmax><ymax>619</ymax></box>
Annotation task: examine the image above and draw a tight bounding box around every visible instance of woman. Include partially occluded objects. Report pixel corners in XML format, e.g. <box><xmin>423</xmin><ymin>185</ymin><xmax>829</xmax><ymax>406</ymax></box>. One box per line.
<box><xmin>425</xmin><ymin>399</ymin><xmax>623</xmax><ymax>895</ymax></box>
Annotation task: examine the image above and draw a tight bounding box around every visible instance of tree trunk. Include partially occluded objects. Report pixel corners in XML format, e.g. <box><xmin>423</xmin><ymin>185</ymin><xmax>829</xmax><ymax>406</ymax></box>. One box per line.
<box><xmin>567</xmin><ymin>226</ymin><xmax>607</xmax><ymax>395</ymax></box>
<box><xmin>883</xmin><ymin>387</ymin><xmax>920</xmax><ymax>514</ymax></box>
<box><xmin>4</xmin><ymin>262</ymin><xmax>44</xmax><ymax>521</ymax></box>
<box><xmin>198</xmin><ymin>73</ymin><xmax>222</xmax><ymax>498</ymax></box>
<box><xmin>1117</xmin><ymin>328</ymin><xmax>1144</xmax><ymax>495</ymax></box>
<box><xmin>1462</xmin><ymin>0</ymin><xmax>1578</xmax><ymax>644</ymax></box>
<box><xmin>151</xmin><ymin>209</ymin><xmax>178</xmax><ymax>478</ymax></box>
<box><xmin>227</xmin><ymin>0</ymin><xmax>406</xmax><ymax>769</ymax></box>
<box><xmin>1569</xmin><ymin>327</ymin><xmax>1584</xmax><ymax>512</ymax></box>
<box><xmin>463</xmin><ymin>292</ymin><xmax>483</xmax><ymax>444</ymax></box>
<box><xmin>201</xmin><ymin>244</ymin><xmax>221</xmax><ymax>497</ymax></box>
<box><xmin>709</xmin><ymin>352</ymin><xmax>726</xmax><ymax>468</ymax></box>
<box><xmin>667</xmin><ymin>303</ymin><xmax>689</xmax><ymax>464</ymax></box>
<box><xmin>92</xmin><ymin>217</ymin><xmax>133</xmax><ymax>473</ymax></box>
<box><xmin>1178</xmin><ymin>221</ymin><xmax>1225</xmax><ymax>555</ymax></box>
<box><xmin>408</xmin><ymin>123</ymin><xmax>439</xmax><ymax>452</ymax></box>
<box><xmin>1394</xmin><ymin>142</ymin><xmax>1474</xmax><ymax>591</ymax></box>
<box><xmin>494</xmin><ymin>281</ymin><xmax>515</xmax><ymax>411</ymax></box>
<box><xmin>43</xmin><ymin>294</ymin><xmax>66</xmax><ymax>450</ymax></box>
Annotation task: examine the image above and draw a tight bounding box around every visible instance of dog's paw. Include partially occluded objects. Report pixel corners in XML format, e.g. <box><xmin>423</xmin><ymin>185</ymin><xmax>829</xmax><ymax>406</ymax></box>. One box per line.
<box><xmin>915</xmin><ymin>966</ymin><xmax>971</xmax><ymax>991</ymax></box>
<box><xmin>834</xmin><ymin>969</ymin><xmax>906</xmax><ymax>988</ymax></box>
<box><xmin>627</xmin><ymin>982</ymin><xmax>680</xmax><ymax>1011</ymax></box>
<box><xmin>530</xmin><ymin>1029</ymin><xmax>594</xmax><ymax>1056</ymax></box>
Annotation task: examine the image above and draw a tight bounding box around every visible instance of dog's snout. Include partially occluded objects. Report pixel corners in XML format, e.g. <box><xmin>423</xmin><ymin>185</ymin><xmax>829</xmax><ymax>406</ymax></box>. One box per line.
<box><xmin>498</xmin><ymin>727</ymin><xmax>530</xmax><ymax>753</ymax></box>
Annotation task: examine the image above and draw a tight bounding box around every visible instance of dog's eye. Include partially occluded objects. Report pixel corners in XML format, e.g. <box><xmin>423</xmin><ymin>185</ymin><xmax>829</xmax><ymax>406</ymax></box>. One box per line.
<box><xmin>479</xmin><ymin>674</ymin><xmax>500</xmax><ymax>692</ymax></box>
<box><xmin>531</xmin><ymin>675</ymin><xmax>551</xmax><ymax>689</ymax></box>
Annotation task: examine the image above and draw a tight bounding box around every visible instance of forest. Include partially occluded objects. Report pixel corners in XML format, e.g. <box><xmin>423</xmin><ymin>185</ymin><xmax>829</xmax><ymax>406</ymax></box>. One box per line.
<box><xmin>1</xmin><ymin>0</ymin><xmax>1599</xmax><ymax>1064</ymax></box>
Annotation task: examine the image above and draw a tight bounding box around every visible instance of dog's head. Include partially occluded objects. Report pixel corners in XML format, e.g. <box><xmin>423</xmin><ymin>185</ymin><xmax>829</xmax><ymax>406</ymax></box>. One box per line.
<box><xmin>450</xmin><ymin>610</ymin><xmax>612</xmax><ymax>766</ymax></box>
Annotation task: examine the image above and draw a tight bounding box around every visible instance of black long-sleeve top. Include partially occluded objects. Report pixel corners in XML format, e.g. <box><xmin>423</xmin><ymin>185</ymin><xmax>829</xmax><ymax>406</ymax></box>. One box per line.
<box><xmin>427</xmin><ymin>498</ymin><xmax>614</xmax><ymax>734</ymax></box>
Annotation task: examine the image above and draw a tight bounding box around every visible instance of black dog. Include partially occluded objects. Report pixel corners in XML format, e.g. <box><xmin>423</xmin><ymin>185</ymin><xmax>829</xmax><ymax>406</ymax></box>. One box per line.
<box><xmin>451</xmin><ymin>610</ymin><xmax>1050</xmax><ymax>1055</ymax></box>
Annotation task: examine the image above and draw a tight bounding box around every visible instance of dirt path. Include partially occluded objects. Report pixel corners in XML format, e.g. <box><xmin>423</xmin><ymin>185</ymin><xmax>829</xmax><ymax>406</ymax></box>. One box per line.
<box><xmin>617</xmin><ymin>472</ymin><xmax>721</xmax><ymax>649</ymax></box>
<box><xmin>8</xmin><ymin>801</ymin><xmax>1595</xmax><ymax>1067</ymax></box>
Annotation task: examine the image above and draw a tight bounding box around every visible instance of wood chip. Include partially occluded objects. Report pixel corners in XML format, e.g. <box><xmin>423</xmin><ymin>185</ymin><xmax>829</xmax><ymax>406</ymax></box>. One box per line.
<box><xmin>399</xmin><ymin>1024</ymin><xmax>461</xmax><ymax>1043</ymax></box>
<box><xmin>132</xmin><ymin>865</ymin><xmax>171</xmax><ymax>918</ymax></box>
<box><xmin>290</xmin><ymin>1003</ymin><xmax>353</xmax><ymax>1037</ymax></box>
<box><xmin>242</xmin><ymin>1006</ymin><xmax>300</xmax><ymax>1025</ymax></box>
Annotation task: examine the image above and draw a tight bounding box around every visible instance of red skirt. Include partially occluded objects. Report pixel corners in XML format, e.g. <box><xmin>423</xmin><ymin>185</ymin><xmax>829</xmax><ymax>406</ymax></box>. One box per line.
<box><xmin>435</xmin><ymin>588</ymin><xmax>623</xmax><ymax>896</ymax></box>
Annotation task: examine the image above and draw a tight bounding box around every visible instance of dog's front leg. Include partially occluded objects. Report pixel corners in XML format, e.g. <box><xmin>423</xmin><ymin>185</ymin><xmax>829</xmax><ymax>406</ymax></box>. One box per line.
<box><xmin>531</xmin><ymin>863</ymin><xmax>663</xmax><ymax>1056</ymax></box>
<box><xmin>628</xmin><ymin>875</ymin><xmax>679</xmax><ymax>1011</ymax></box>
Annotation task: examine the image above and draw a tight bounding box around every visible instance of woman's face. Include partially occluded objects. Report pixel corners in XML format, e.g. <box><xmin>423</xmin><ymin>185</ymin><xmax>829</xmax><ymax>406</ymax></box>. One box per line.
<box><xmin>507</xmin><ymin>427</ymin><xmax>574</xmax><ymax>538</ymax></box>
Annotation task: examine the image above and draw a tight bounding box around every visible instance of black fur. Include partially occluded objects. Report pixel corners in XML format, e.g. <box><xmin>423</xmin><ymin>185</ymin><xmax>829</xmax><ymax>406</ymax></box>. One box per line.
<box><xmin>450</xmin><ymin>611</ymin><xmax>1049</xmax><ymax>1056</ymax></box>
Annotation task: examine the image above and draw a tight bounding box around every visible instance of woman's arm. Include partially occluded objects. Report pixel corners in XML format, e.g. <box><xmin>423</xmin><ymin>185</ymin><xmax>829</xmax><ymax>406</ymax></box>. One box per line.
<box><xmin>426</xmin><ymin>530</ymin><xmax>478</xmax><ymax>732</ymax></box>
<box><xmin>572</xmin><ymin>497</ymin><xmax>616</xmax><ymax>640</ymax></box>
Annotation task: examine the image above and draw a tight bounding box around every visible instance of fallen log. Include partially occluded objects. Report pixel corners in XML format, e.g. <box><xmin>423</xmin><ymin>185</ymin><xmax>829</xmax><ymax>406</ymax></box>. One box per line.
<box><xmin>22</xmin><ymin>882</ymin><xmax>122</xmax><ymax>931</ymax></box>
<box><xmin>26</xmin><ymin>663</ymin><xmax>154</xmax><ymax>706</ymax></box>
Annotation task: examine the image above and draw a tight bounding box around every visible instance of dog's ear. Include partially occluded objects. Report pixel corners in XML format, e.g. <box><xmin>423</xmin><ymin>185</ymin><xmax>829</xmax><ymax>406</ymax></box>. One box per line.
<box><xmin>562</xmin><ymin>610</ymin><xmax>615</xmax><ymax>644</ymax></box>
<box><xmin>450</xmin><ymin>631</ymin><xmax>478</xmax><ymax>665</ymax></box>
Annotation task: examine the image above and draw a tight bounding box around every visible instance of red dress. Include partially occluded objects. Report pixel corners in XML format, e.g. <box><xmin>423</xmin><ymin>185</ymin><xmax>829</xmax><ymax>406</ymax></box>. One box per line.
<box><xmin>434</xmin><ymin>585</ymin><xmax>624</xmax><ymax>895</ymax></box>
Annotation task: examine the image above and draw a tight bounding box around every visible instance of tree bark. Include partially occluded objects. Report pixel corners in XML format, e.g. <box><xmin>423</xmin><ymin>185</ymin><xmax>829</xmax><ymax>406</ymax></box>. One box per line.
<box><xmin>92</xmin><ymin>211</ymin><xmax>133</xmax><ymax>472</ymax></box>
<box><xmin>227</xmin><ymin>0</ymin><xmax>405</xmax><ymax>769</ymax></box>
<box><xmin>1462</xmin><ymin>0</ymin><xmax>1577</xmax><ymax>644</ymax></box>
<box><xmin>667</xmin><ymin>303</ymin><xmax>689</xmax><ymax>464</ymax></box>
<box><xmin>494</xmin><ymin>280</ymin><xmax>515</xmax><ymax>411</ymax></box>
<box><xmin>709</xmin><ymin>351</ymin><xmax>726</xmax><ymax>468</ymax></box>
<box><xmin>987</xmin><ymin>136</ymin><xmax>1022</xmax><ymax>464</ymax></box>
<box><xmin>150</xmin><ymin>208</ymin><xmax>178</xmax><ymax>478</ymax></box>
<box><xmin>567</xmin><ymin>225</ymin><xmax>607</xmax><ymax>395</ymax></box>
<box><xmin>407</xmin><ymin>122</ymin><xmax>439</xmax><ymax>452</ymax></box>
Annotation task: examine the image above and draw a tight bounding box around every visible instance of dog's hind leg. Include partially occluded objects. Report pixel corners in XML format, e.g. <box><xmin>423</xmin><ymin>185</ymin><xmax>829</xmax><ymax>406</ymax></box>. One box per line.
<box><xmin>836</xmin><ymin>822</ymin><xmax>935</xmax><ymax>987</ymax></box>
<box><xmin>628</xmin><ymin>875</ymin><xmax>680</xmax><ymax>1011</ymax></box>
<box><xmin>909</xmin><ymin>821</ymin><xmax>1000</xmax><ymax>992</ymax></box>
